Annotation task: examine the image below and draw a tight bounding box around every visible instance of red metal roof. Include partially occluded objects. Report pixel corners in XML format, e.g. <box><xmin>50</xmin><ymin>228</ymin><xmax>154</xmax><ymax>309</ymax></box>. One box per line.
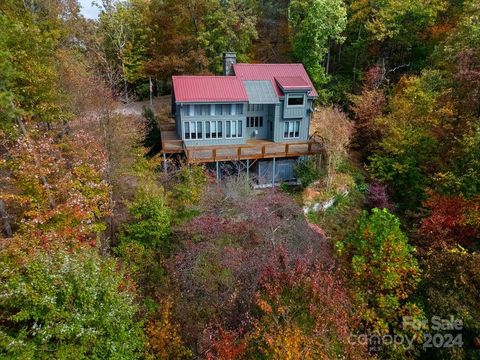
<box><xmin>275</xmin><ymin>76</ymin><xmax>311</xmax><ymax>90</ymax></box>
<box><xmin>172</xmin><ymin>76</ymin><xmax>248</xmax><ymax>102</ymax></box>
<box><xmin>233</xmin><ymin>64</ymin><xmax>318</xmax><ymax>97</ymax></box>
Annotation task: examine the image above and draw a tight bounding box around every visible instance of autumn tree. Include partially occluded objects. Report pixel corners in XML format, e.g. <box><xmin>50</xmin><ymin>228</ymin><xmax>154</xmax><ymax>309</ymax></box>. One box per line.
<box><xmin>336</xmin><ymin>209</ymin><xmax>423</xmax><ymax>355</ymax></box>
<box><xmin>310</xmin><ymin>107</ymin><xmax>353</xmax><ymax>189</ymax></box>
<box><xmin>0</xmin><ymin>248</ymin><xmax>144</xmax><ymax>359</ymax></box>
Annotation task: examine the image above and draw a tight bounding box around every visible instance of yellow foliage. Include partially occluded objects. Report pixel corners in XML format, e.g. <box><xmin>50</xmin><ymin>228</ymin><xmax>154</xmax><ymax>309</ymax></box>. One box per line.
<box><xmin>145</xmin><ymin>298</ymin><xmax>192</xmax><ymax>360</ymax></box>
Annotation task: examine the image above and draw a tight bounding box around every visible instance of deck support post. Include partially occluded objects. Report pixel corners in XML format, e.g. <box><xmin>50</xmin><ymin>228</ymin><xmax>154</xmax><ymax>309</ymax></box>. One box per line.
<box><xmin>246</xmin><ymin>159</ymin><xmax>250</xmax><ymax>179</ymax></box>
<box><xmin>216</xmin><ymin>161</ymin><xmax>220</xmax><ymax>182</ymax></box>
<box><xmin>272</xmin><ymin>157</ymin><xmax>276</xmax><ymax>186</ymax></box>
<box><xmin>162</xmin><ymin>153</ymin><xmax>167</xmax><ymax>174</ymax></box>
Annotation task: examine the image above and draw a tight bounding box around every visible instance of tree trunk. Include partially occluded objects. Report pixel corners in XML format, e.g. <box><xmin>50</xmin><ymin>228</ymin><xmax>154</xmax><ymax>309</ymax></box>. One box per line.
<box><xmin>0</xmin><ymin>199</ymin><xmax>13</xmax><ymax>237</ymax></box>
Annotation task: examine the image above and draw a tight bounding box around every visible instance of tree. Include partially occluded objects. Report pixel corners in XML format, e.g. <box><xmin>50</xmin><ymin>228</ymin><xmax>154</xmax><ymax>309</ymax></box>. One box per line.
<box><xmin>97</xmin><ymin>0</ymin><xmax>148</xmax><ymax>100</ymax></box>
<box><xmin>0</xmin><ymin>249</ymin><xmax>144</xmax><ymax>359</ymax></box>
<box><xmin>310</xmin><ymin>107</ymin><xmax>353</xmax><ymax>189</ymax></box>
<box><xmin>120</xmin><ymin>185</ymin><xmax>171</xmax><ymax>251</ymax></box>
<box><xmin>417</xmin><ymin>248</ymin><xmax>480</xmax><ymax>359</ymax></box>
<box><xmin>419</xmin><ymin>192</ymin><xmax>480</xmax><ymax>250</ymax></box>
<box><xmin>246</xmin><ymin>250</ymin><xmax>367</xmax><ymax>359</ymax></box>
<box><xmin>336</xmin><ymin>208</ymin><xmax>422</xmax><ymax>355</ymax></box>
<box><xmin>368</xmin><ymin>72</ymin><xmax>446</xmax><ymax>210</ymax></box>
<box><xmin>288</xmin><ymin>0</ymin><xmax>347</xmax><ymax>100</ymax></box>
<box><xmin>199</xmin><ymin>0</ymin><xmax>258</xmax><ymax>74</ymax></box>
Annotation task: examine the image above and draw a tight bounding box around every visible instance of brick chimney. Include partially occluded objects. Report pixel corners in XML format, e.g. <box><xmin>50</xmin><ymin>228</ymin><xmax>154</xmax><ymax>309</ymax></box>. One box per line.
<box><xmin>222</xmin><ymin>52</ymin><xmax>236</xmax><ymax>76</ymax></box>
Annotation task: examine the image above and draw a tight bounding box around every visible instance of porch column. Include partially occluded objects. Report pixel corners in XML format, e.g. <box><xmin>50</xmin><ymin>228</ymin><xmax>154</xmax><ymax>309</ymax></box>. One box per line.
<box><xmin>216</xmin><ymin>161</ymin><xmax>220</xmax><ymax>181</ymax></box>
<box><xmin>246</xmin><ymin>159</ymin><xmax>250</xmax><ymax>179</ymax></box>
<box><xmin>272</xmin><ymin>157</ymin><xmax>276</xmax><ymax>185</ymax></box>
<box><xmin>162</xmin><ymin>153</ymin><xmax>167</xmax><ymax>174</ymax></box>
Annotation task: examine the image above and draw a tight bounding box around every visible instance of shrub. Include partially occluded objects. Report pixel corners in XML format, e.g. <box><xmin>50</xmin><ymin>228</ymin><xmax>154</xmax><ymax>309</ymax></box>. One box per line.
<box><xmin>364</xmin><ymin>181</ymin><xmax>394</xmax><ymax>211</ymax></box>
<box><xmin>294</xmin><ymin>157</ymin><xmax>323</xmax><ymax>187</ymax></box>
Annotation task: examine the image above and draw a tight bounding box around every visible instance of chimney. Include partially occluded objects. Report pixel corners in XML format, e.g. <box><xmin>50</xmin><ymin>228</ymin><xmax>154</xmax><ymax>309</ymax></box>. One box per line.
<box><xmin>222</xmin><ymin>52</ymin><xmax>236</xmax><ymax>76</ymax></box>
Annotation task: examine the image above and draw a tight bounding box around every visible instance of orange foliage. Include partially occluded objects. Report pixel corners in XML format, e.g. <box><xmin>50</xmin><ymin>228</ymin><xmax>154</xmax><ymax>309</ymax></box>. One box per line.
<box><xmin>145</xmin><ymin>298</ymin><xmax>192</xmax><ymax>360</ymax></box>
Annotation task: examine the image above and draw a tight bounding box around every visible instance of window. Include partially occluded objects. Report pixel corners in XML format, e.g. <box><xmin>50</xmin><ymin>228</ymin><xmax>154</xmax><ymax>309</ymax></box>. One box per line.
<box><xmin>246</xmin><ymin>116</ymin><xmax>264</xmax><ymax>127</ymax></box>
<box><xmin>236</xmin><ymin>104</ymin><xmax>243</xmax><ymax>115</ymax></box>
<box><xmin>184</xmin><ymin>121</ymin><xmax>203</xmax><ymax>139</ymax></box>
<box><xmin>247</xmin><ymin>104</ymin><xmax>264</xmax><ymax>112</ymax></box>
<box><xmin>287</xmin><ymin>95</ymin><xmax>304</xmax><ymax>106</ymax></box>
<box><xmin>283</xmin><ymin>120</ymin><xmax>300</xmax><ymax>138</ymax></box>
<box><xmin>205</xmin><ymin>120</ymin><xmax>222</xmax><ymax>139</ymax></box>
<box><xmin>185</xmin><ymin>105</ymin><xmax>194</xmax><ymax>116</ymax></box>
<box><xmin>196</xmin><ymin>121</ymin><xmax>202</xmax><ymax>139</ymax></box>
<box><xmin>194</xmin><ymin>104</ymin><xmax>210</xmax><ymax>116</ymax></box>
<box><xmin>226</xmin><ymin>120</ymin><xmax>242</xmax><ymax>138</ymax></box>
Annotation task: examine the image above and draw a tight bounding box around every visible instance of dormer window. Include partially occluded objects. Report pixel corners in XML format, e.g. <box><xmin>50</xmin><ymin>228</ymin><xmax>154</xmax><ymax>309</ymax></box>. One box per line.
<box><xmin>287</xmin><ymin>95</ymin><xmax>304</xmax><ymax>106</ymax></box>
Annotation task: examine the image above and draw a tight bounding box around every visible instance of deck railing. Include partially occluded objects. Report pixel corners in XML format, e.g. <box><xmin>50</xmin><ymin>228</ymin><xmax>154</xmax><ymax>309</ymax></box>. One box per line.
<box><xmin>185</xmin><ymin>141</ymin><xmax>324</xmax><ymax>163</ymax></box>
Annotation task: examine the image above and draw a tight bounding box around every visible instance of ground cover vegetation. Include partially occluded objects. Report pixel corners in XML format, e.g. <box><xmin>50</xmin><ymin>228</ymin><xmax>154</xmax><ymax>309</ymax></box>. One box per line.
<box><xmin>1</xmin><ymin>0</ymin><xmax>479</xmax><ymax>358</ymax></box>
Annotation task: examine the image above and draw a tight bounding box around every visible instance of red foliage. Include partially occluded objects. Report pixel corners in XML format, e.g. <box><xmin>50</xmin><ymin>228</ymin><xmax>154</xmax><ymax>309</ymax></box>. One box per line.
<box><xmin>204</xmin><ymin>327</ymin><xmax>247</xmax><ymax>360</ymax></box>
<box><xmin>420</xmin><ymin>192</ymin><xmax>480</xmax><ymax>249</ymax></box>
<box><xmin>364</xmin><ymin>181</ymin><xmax>395</xmax><ymax>211</ymax></box>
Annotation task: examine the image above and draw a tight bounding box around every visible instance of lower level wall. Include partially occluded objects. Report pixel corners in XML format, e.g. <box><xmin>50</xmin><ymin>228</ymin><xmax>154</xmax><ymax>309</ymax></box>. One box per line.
<box><xmin>255</xmin><ymin>158</ymin><xmax>298</xmax><ymax>184</ymax></box>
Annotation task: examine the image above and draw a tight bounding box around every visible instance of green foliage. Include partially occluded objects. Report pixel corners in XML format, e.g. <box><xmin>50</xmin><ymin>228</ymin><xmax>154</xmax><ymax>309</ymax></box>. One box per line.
<box><xmin>120</xmin><ymin>185</ymin><xmax>172</xmax><ymax>252</ymax></box>
<box><xmin>336</xmin><ymin>209</ymin><xmax>422</xmax><ymax>342</ymax></box>
<box><xmin>0</xmin><ymin>1</ymin><xmax>68</xmax><ymax>131</ymax></box>
<box><xmin>434</xmin><ymin>125</ymin><xmax>480</xmax><ymax>198</ymax></box>
<box><xmin>288</xmin><ymin>0</ymin><xmax>347</xmax><ymax>100</ymax></box>
<box><xmin>169</xmin><ymin>165</ymin><xmax>208</xmax><ymax>219</ymax></box>
<box><xmin>368</xmin><ymin>73</ymin><xmax>444</xmax><ymax>209</ymax></box>
<box><xmin>366</xmin><ymin>0</ymin><xmax>447</xmax><ymax>44</ymax></box>
<box><xmin>199</xmin><ymin>0</ymin><xmax>258</xmax><ymax>74</ymax></box>
<box><xmin>294</xmin><ymin>157</ymin><xmax>323</xmax><ymax>188</ymax></box>
<box><xmin>0</xmin><ymin>249</ymin><xmax>144</xmax><ymax>359</ymax></box>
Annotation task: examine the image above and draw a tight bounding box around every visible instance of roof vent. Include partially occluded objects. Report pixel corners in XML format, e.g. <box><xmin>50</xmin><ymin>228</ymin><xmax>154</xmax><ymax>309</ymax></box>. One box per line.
<box><xmin>223</xmin><ymin>52</ymin><xmax>236</xmax><ymax>76</ymax></box>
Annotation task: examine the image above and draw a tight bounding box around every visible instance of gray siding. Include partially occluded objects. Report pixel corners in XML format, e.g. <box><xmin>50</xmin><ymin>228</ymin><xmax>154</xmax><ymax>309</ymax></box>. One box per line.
<box><xmin>177</xmin><ymin>102</ymin><xmax>247</xmax><ymax>146</ymax></box>
<box><xmin>245</xmin><ymin>104</ymin><xmax>269</xmax><ymax>140</ymax></box>
<box><xmin>174</xmin><ymin>96</ymin><xmax>313</xmax><ymax>146</ymax></box>
<box><xmin>272</xmin><ymin>98</ymin><xmax>312</xmax><ymax>142</ymax></box>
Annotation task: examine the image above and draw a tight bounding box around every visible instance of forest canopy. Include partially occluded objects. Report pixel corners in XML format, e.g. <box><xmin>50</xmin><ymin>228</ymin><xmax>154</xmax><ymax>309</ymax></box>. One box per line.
<box><xmin>1</xmin><ymin>0</ymin><xmax>480</xmax><ymax>359</ymax></box>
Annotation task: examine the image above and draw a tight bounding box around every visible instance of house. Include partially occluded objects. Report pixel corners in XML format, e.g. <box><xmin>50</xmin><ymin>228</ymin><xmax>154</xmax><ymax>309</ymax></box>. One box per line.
<box><xmin>162</xmin><ymin>52</ymin><xmax>323</xmax><ymax>184</ymax></box>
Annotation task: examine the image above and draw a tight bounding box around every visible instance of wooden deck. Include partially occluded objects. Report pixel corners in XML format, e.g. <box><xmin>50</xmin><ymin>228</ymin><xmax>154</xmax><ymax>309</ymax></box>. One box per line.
<box><xmin>161</xmin><ymin>130</ymin><xmax>183</xmax><ymax>153</ymax></box>
<box><xmin>160</xmin><ymin>131</ymin><xmax>324</xmax><ymax>163</ymax></box>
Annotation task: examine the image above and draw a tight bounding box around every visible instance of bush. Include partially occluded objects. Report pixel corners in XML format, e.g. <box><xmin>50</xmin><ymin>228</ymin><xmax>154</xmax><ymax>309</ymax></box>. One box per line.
<box><xmin>364</xmin><ymin>181</ymin><xmax>394</xmax><ymax>211</ymax></box>
<box><xmin>294</xmin><ymin>157</ymin><xmax>323</xmax><ymax>187</ymax></box>
<box><xmin>0</xmin><ymin>249</ymin><xmax>144</xmax><ymax>359</ymax></box>
<box><xmin>120</xmin><ymin>186</ymin><xmax>171</xmax><ymax>252</ymax></box>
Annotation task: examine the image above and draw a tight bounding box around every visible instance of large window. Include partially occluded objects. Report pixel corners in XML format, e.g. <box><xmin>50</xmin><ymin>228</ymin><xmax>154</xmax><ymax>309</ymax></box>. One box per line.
<box><xmin>184</xmin><ymin>121</ymin><xmax>203</xmax><ymax>139</ymax></box>
<box><xmin>214</xmin><ymin>104</ymin><xmax>243</xmax><ymax>115</ymax></box>
<box><xmin>194</xmin><ymin>104</ymin><xmax>210</xmax><ymax>116</ymax></box>
<box><xmin>226</xmin><ymin>120</ymin><xmax>243</xmax><ymax>138</ymax></box>
<box><xmin>247</xmin><ymin>116</ymin><xmax>263</xmax><ymax>127</ymax></box>
<box><xmin>287</xmin><ymin>95</ymin><xmax>304</xmax><ymax>106</ymax></box>
<box><xmin>248</xmin><ymin>104</ymin><xmax>264</xmax><ymax>112</ymax></box>
<box><xmin>283</xmin><ymin>120</ymin><xmax>300</xmax><ymax>138</ymax></box>
<box><xmin>184</xmin><ymin>105</ymin><xmax>194</xmax><ymax>116</ymax></box>
<box><xmin>205</xmin><ymin>120</ymin><xmax>223</xmax><ymax>139</ymax></box>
